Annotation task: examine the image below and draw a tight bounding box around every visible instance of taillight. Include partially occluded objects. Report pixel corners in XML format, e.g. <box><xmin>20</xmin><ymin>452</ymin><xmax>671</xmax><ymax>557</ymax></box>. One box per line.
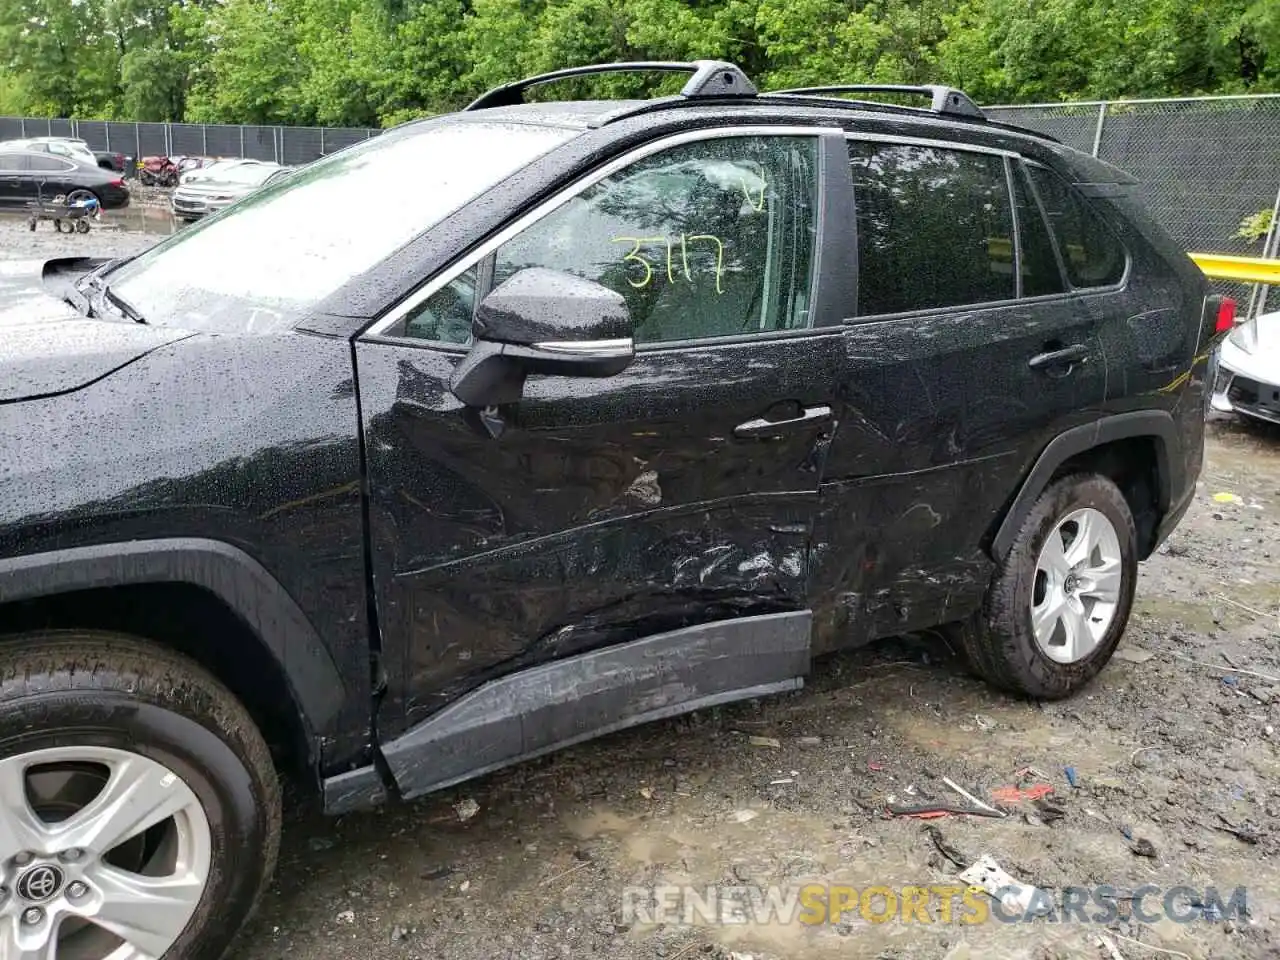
<box><xmin>1215</xmin><ymin>297</ymin><xmax>1237</xmax><ymax>334</ymax></box>
<box><xmin>110</xmin><ymin>178</ymin><xmax>124</xmax><ymax>187</ymax></box>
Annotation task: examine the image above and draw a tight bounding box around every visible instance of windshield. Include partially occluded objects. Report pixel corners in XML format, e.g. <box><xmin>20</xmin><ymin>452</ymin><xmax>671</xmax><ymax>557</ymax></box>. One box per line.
<box><xmin>109</xmin><ymin>119</ymin><xmax>574</xmax><ymax>333</ymax></box>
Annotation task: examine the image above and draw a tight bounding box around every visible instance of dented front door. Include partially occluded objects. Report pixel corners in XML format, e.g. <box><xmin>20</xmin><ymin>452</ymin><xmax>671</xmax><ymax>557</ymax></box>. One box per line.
<box><xmin>356</xmin><ymin>332</ymin><xmax>841</xmax><ymax>727</ymax></box>
<box><xmin>359</xmin><ymin>129</ymin><xmax>844</xmax><ymax>729</ymax></box>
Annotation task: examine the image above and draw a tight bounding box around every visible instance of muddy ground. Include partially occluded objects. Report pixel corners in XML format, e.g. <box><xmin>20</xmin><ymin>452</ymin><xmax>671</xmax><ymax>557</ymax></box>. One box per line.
<box><xmin>3</xmin><ymin>214</ymin><xmax>1279</xmax><ymax>960</ymax></box>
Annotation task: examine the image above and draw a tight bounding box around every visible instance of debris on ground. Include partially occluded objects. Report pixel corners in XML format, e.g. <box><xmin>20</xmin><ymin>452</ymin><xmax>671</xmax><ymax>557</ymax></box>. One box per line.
<box><xmin>924</xmin><ymin>825</ymin><xmax>968</xmax><ymax>869</ymax></box>
<box><xmin>958</xmin><ymin>855</ymin><xmax>1041</xmax><ymax>913</ymax></box>
<box><xmin>888</xmin><ymin>803</ymin><xmax>1003</xmax><ymax>819</ymax></box>
<box><xmin>730</xmin><ymin>809</ymin><xmax>758</xmax><ymax>823</ymax></box>
<box><xmin>748</xmin><ymin>736</ymin><xmax>781</xmax><ymax>749</ymax></box>
<box><xmin>1212</xmin><ymin>491</ymin><xmax>1244</xmax><ymax>504</ymax></box>
<box><xmin>1171</xmin><ymin>653</ymin><xmax>1280</xmax><ymax>684</ymax></box>
<box><xmin>1096</xmin><ymin>933</ymin><xmax>1126</xmax><ymax>959</ymax></box>
<box><xmin>1214</xmin><ymin>814</ymin><xmax>1263</xmax><ymax>844</ymax></box>
<box><xmin>454</xmin><ymin>797</ymin><xmax>480</xmax><ymax>822</ymax></box>
<box><xmin>1130</xmin><ymin>837</ymin><xmax>1158</xmax><ymax>858</ymax></box>
<box><xmin>335</xmin><ymin>910</ymin><xmax>355</xmax><ymax>924</ymax></box>
<box><xmin>973</xmin><ymin>714</ymin><xmax>996</xmax><ymax>731</ymax></box>
<box><xmin>1064</xmin><ymin>766</ymin><xmax>1080</xmax><ymax>787</ymax></box>
<box><xmin>1033</xmin><ymin>796</ymin><xmax>1067</xmax><ymax>823</ymax></box>
<box><xmin>1113</xmin><ymin>646</ymin><xmax>1157</xmax><ymax>664</ymax></box>
<box><xmin>990</xmin><ymin>783</ymin><xmax>1054</xmax><ymax>804</ymax></box>
<box><xmin>942</xmin><ymin>776</ymin><xmax>1006</xmax><ymax>816</ymax></box>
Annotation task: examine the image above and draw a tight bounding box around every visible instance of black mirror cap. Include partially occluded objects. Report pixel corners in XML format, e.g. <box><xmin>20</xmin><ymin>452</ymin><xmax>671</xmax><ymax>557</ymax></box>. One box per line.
<box><xmin>474</xmin><ymin>267</ymin><xmax>631</xmax><ymax>345</ymax></box>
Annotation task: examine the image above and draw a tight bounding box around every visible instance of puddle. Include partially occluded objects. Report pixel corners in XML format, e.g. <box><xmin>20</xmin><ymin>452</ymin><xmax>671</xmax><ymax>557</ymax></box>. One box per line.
<box><xmin>0</xmin><ymin>199</ymin><xmax>183</xmax><ymax>238</ymax></box>
<box><xmin>96</xmin><ymin>202</ymin><xmax>182</xmax><ymax>236</ymax></box>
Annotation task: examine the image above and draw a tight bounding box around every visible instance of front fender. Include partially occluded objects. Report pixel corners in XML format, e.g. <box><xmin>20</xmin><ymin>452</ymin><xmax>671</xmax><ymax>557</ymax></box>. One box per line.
<box><xmin>0</xmin><ymin>537</ymin><xmax>346</xmax><ymax>741</ymax></box>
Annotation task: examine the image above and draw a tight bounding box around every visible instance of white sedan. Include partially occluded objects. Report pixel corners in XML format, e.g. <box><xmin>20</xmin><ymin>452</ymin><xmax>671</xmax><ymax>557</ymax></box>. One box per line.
<box><xmin>1212</xmin><ymin>308</ymin><xmax>1280</xmax><ymax>425</ymax></box>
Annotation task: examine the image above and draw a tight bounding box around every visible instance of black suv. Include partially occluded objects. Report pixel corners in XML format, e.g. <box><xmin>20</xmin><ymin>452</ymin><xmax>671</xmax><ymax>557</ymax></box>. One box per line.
<box><xmin>0</xmin><ymin>61</ymin><xmax>1223</xmax><ymax>959</ymax></box>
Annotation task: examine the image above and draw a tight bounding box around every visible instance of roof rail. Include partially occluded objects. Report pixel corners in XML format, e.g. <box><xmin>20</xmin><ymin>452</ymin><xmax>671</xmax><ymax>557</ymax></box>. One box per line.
<box><xmin>465</xmin><ymin>60</ymin><xmax>757</xmax><ymax>111</ymax></box>
<box><xmin>771</xmin><ymin>84</ymin><xmax>985</xmax><ymax>120</ymax></box>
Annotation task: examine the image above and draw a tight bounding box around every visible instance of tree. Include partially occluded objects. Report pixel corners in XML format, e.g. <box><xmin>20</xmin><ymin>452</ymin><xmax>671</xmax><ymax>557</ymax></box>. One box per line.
<box><xmin>0</xmin><ymin>0</ymin><xmax>1276</xmax><ymax>123</ymax></box>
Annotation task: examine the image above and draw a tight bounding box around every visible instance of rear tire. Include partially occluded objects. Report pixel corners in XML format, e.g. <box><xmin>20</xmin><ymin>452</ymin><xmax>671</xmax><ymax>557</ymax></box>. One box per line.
<box><xmin>0</xmin><ymin>632</ymin><xmax>280</xmax><ymax>959</ymax></box>
<box><xmin>958</xmin><ymin>473</ymin><xmax>1138</xmax><ymax>699</ymax></box>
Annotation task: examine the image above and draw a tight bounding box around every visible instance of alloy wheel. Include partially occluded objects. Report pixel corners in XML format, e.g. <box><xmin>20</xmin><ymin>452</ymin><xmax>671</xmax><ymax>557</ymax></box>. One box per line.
<box><xmin>0</xmin><ymin>746</ymin><xmax>210</xmax><ymax>959</ymax></box>
<box><xmin>1030</xmin><ymin>506</ymin><xmax>1124</xmax><ymax>664</ymax></box>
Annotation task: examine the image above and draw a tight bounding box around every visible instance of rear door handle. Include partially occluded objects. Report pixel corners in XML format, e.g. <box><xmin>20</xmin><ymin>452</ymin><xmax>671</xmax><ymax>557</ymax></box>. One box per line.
<box><xmin>1028</xmin><ymin>343</ymin><xmax>1090</xmax><ymax>371</ymax></box>
<box><xmin>734</xmin><ymin>404</ymin><xmax>832</xmax><ymax>439</ymax></box>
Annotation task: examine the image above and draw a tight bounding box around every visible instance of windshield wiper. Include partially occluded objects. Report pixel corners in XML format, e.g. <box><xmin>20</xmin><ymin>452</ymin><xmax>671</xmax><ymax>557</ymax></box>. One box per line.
<box><xmin>77</xmin><ymin>271</ymin><xmax>148</xmax><ymax>325</ymax></box>
<box><xmin>103</xmin><ymin>286</ymin><xmax>147</xmax><ymax>325</ymax></box>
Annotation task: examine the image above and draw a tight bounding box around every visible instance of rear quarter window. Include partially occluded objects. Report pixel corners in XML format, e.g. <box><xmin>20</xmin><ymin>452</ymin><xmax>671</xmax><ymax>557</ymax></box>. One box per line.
<box><xmin>1027</xmin><ymin>165</ymin><xmax>1126</xmax><ymax>288</ymax></box>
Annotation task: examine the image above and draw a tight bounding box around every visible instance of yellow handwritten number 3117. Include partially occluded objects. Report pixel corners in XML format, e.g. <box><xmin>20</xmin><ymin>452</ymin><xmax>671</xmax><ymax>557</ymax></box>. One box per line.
<box><xmin>611</xmin><ymin>234</ymin><xmax>725</xmax><ymax>294</ymax></box>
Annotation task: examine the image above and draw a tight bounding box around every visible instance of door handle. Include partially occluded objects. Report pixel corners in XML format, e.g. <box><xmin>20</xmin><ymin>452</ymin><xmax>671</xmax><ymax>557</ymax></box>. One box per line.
<box><xmin>734</xmin><ymin>404</ymin><xmax>832</xmax><ymax>439</ymax></box>
<box><xmin>1028</xmin><ymin>343</ymin><xmax>1090</xmax><ymax>371</ymax></box>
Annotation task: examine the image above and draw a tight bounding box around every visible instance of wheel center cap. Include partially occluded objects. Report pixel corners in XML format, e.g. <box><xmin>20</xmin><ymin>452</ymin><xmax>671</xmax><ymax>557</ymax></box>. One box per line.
<box><xmin>1063</xmin><ymin>574</ymin><xmax>1080</xmax><ymax>594</ymax></box>
<box><xmin>16</xmin><ymin>864</ymin><xmax>65</xmax><ymax>903</ymax></box>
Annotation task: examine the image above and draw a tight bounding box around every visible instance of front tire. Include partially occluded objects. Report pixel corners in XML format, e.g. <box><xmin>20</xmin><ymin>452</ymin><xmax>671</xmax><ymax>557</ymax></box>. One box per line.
<box><xmin>0</xmin><ymin>632</ymin><xmax>280</xmax><ymax>959</ymax></box>
<box><xmin>958</xmin><ymin>473</ymin><xmax>1138</xmax><ymax>698</ymax></box>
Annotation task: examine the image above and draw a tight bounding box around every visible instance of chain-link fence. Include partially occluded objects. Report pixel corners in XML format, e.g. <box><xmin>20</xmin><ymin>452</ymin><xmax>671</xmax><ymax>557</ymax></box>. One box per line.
<box><xmin>7</xmin><ymin>99</ymin><xmax>1280</xmax><ymax>307</ymax></box>
<box><xmin>987</xmin><ymin>95</ymin><xmax>1280</xmax><ymax>314</ymax></box>
<box><xmin>0</xmin><ymin>116</ymin><xmax>381</xmax><ymax>166</ymax></box>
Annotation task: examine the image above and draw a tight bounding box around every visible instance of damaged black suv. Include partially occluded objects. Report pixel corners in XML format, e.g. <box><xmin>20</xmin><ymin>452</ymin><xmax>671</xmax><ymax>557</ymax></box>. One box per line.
<box><xmin>0</xmin><ymin>61</ymin><xmax>1223</xmax><ymax>959</ymax></box>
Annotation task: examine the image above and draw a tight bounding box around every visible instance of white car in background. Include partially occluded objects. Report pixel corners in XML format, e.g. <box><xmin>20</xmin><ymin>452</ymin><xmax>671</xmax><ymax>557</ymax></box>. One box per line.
<box><xmin>178</xmin><ymin>158</ymin><xmax>271</xmax><ymax>185</ymax></box>
<box><xmin>2</xmin><ymin>136</ymin><xmax>99</xmax><ymax>167</ymax></box>
<box><xmin>171</xmin><ymin>161</ymin><xmax>288</xmax><ymax>220</ymax></box>
<box><xmin>1212</xmin><ymin>308</ymin><xmax>1280</xmax><ymax>425</ymax></box>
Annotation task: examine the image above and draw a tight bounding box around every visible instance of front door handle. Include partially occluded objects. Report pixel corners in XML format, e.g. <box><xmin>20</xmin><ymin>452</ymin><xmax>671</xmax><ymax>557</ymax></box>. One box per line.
<box><xmin>1028</xmin><ymin>343</ymin><xmax>1090</xmax><ymax>371</ymax></box>
<box><xmin>734</xmin><ymin>404</ymin><xmax>832</xmax><ymax>439</ymax></box>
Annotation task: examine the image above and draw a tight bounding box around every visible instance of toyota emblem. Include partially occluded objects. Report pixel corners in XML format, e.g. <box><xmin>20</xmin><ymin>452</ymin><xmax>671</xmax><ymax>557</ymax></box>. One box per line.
<box><xmin>16</xmin><ymin>864</ymin><xmax>64</xmax><ymax>903</ymax></box>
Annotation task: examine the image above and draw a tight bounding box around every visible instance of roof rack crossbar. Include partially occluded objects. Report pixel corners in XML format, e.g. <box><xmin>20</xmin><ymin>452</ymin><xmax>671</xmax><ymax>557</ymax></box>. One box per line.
<box><xmin>465</xmin><ymin>60</ymin><xmax>757</xmax><ymax>111</ymax></box>
<box><xmin>771</xmin><ymin>84</ymin><xmax>985</xmax><ymax>120</ymax></box>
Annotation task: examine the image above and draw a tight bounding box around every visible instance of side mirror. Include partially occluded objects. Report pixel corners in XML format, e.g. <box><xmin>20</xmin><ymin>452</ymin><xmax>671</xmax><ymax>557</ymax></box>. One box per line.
<box><xmin>450</xmin><ymin>267</ymin><xmax>635</xmax><ymax>408</ymax></box>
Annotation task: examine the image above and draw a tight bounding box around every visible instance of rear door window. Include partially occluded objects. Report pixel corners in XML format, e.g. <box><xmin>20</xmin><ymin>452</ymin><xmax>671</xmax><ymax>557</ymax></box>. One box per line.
<box><xmin>0</xmin><ymin>153</ymin><xmax>29</xmax><ymax>171</ymax></box>
<box><xmin>1026</xmin><ymin>165</ymin><xmax>1126</xmax><ymax>288</ymax></box>
<box><xmin>849</xmin><ymin>140</ymin><xmax>1015</xmax><ymax>316</ymax></box>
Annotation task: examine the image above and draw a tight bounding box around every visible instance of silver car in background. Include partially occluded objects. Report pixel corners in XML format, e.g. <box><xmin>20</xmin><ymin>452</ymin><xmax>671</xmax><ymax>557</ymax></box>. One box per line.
<box><xmin>1212</xmin><ymin>308</ymin><xmax>1280</xmax><ymax>425</ymax></box>
<box><xmin>171</xmin><ymin>162</ymin><xmax>289</xmax><ymax>220</ymax></box>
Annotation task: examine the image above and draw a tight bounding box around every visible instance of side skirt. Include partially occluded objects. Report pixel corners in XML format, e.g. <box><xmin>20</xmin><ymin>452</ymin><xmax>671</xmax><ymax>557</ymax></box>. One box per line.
<box><xmin>373</xmin><ymin>610</ymin><xmax>812</xmax><ymax>803</ymax></box>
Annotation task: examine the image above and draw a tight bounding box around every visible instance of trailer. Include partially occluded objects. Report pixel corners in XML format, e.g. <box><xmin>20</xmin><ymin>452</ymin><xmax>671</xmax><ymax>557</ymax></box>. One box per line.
<box><xmin>26</xmin><ymin>194</ymin><xmax>100</xmax><ymax>233</ymax></box>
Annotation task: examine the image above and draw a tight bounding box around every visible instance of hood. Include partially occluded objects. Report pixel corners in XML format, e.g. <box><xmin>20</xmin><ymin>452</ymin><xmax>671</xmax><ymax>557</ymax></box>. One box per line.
<box><xmin>176</xmin><ymin>178</ymin><xmax>267</xmax><ymax>197</ymax></box>
<box><xmin>0</xmin><ymin>259</ymin><xmax>193</xmax><ymax>403</ymax></box>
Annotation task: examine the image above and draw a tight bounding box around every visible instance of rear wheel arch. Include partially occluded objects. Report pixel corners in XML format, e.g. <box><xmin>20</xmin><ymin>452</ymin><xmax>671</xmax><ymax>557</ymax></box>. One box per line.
<box><xmin>989</xmin><ymin>412</ymin><xmax>1181</xmax><ymax>562</ymax></box>
<box><xmin>0</xmin><ymin>538</ymin><xmax>348</xmax><ymax>782</ymax></box>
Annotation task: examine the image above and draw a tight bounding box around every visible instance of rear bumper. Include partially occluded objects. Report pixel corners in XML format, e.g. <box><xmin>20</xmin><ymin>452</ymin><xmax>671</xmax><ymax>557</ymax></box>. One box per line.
<box><xmin>100</xmin><ymin>185</ymin><xmax>130</xmax><ymax>210</ymax></box>
<box><xmin>1211</xmin><ymin>340</ymin><xmax>1280</xmax><ymax>425</ymax></box>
